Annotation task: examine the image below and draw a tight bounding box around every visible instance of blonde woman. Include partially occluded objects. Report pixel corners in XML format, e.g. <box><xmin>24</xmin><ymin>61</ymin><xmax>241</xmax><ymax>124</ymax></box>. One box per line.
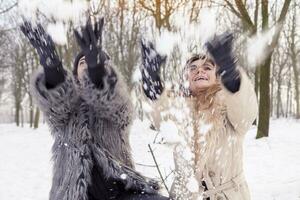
<box><xmin>140</xmin><ymin>32</ymin><xmax>258</xmax><ymax>200</ymax></box>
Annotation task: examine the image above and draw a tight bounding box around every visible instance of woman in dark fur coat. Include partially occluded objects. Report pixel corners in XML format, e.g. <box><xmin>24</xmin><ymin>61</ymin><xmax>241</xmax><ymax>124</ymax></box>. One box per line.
<box><xmin>20</xmin><ymin>18</ymin><xmax>168</xmax><ymax>200</ymax></box>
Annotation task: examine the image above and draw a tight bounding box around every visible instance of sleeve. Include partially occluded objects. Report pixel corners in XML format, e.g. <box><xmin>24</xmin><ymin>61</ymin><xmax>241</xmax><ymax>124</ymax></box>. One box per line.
<box><xmin>91</xmin><ymin>143</ymin><xmax>160</xmax><ymax>194</ymax></box>
<box><xmin>78</xmin><ymin>62</ymin><xmax>133</xmax><ymax>129</ymax></box>
<box><xmin>30</xmin><ymin>69</ymin><xmax>78</xmax><ymax>131</ymax></box>
<box><xmin>170</xmin><ymin>144</ymin><xmax>201</xmax><ymax>200</ymax></box>
<box><xmin>221</xmin><ymin>68</ymin><xmax>258</xmax><ymax>134</ymax></box>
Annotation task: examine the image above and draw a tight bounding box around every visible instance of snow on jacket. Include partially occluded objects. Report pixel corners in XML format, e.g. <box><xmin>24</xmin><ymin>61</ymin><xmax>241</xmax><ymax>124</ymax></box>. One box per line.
<box><xmin>151</xmin><ymin>69</ymin><xmax>258</xmax><ymax>200</ymax></box>
<box><xmin>30</xmin><ymin>61</ymin><xmax>158</xmax><ymax>200</ymax></box>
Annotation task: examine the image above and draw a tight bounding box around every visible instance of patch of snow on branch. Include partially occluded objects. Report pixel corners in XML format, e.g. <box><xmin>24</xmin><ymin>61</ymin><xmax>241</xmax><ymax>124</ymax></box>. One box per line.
<box><xmin>246</xmin><ymin>25</ymin><xmax>279</xmax><ymax>68</ymax></box>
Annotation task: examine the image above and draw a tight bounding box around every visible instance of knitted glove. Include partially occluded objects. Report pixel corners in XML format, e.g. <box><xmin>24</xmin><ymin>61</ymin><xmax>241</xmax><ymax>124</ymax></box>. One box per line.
<box><xmin>140</xmin><ymin>39</ymin><xmax>166</xmax><ymax>100</ymax></box>
<box><xmin>74</xmin><ymin>18</ymin><xmax>109</xmax><ymax>88</ymax></box>
<box><xmin>20</xmin><ymin>21</ymin><xmax>65</xmax><ymax>89</ymax></box>
<box><xmin>205</xmin><ymin>32</ymin><xmax>240</xmax><ymax>93</ymax></box>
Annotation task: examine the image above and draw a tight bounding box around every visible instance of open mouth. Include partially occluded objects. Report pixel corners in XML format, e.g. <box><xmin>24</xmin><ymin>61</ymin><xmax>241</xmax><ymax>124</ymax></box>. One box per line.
<box><xmin>194</xmin><ymin>76</ymin><xmax>208</xmax><ymax>81</ymax></box>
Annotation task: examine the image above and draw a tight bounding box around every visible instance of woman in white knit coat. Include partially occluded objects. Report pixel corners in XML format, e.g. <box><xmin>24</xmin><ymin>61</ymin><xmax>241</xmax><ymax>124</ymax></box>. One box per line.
<box><xmin>140</xmin><ymin>32</ymin><xmax>258</xmax><ymax>200</ymax></box>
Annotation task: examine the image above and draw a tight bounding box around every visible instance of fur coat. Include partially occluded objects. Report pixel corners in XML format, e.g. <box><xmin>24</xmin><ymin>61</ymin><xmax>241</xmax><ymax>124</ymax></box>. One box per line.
<box><xmin>30</xmin><ymin>61</ymin><xmax>159</xmax><ymax>200</ymax></box>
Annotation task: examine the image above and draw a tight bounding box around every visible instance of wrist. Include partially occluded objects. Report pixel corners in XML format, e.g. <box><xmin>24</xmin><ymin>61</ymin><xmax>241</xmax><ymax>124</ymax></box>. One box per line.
<box><xmin>40</xmin><ymin>56</ymin><xmax>61</xmax><ymax>69</ymax></box>
<box><xmin>87</xmin><ymin>65</ymin><xmax>106</xmax><ymax>88</ymax></box>
<box><xmin>43</xmin><ymin>63</ymin><xmax>66</xmax><ymax>89</ymax></box>
<box><xmin>221</xmin><ymin>68</ymin><xmax>241</xmax><ymax>93</ymax></box>
<box><xmin>85</xmin><ymin>51</ymin><xmax>106</xmax><ymax>69</ymax></box>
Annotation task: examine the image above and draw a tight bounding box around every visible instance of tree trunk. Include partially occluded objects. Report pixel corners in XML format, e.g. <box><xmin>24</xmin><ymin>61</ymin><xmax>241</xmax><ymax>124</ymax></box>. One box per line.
<box><xmin>276</xmin><ymin>66</ymin><xmax>284</xmax><ymax>118</ymax></box>
<box><xmin>293</xmin><ymin>67</ymin><xmax>300</xmax><ymax>118</ymax></box>
<box><xmin>15</xmin><ymin>102</ymin><xmax>20</xmax><ymax>126</ymax></box>
<box><xmin>21</xmin><ymin>107</ymin><xmax>24</xmax><ymax>127</ymax></box>
<box><xmin>290</xmin><ymin>21</ymin><xmax>300</xmax><ymax>118</ymax></box>
<box><xmin>291</xmin><ymin>50</ymin><xmax>299</xmax><ymax>117</ymax></box>
<box><xmin>286</xmin><ymin>69</ymin><xmax>291</xmax><ymax>117</ymax></box>
<box><xmin>270</xmin><ymin>68</ymin><xmax>273</xmax><ymax>117</ymax></box>
<box><xmin>276</xmin><ymin>81</ymin><xmax>282</xmax><ymax>118</ymax></box>
<box><xmin>254</xmin><ymin>66</ymin><xmax>260</xmax><ymax>95</ymax></box>
<box><xmin>29</xmin><ymin>94</ymin><xmax>34</xmax><ymax>127</ymax></box>
<box><xmin>34</xmin><ymin>107</ymin><xmax>40</xmax><ymax>129</ymax></box>
<box><xmin>256</xmin><ymin>54</ymin><xmax>272</xmax><ymax>138</ymax></box>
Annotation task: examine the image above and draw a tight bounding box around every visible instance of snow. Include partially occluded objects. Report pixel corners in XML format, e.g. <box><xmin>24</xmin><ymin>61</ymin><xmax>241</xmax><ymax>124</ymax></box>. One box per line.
<box><xmin>0</xmin><ymin>124</ymin><xmax>52</xmax><ymax>200</ymax></box>
<box><xmin>159</xmin><ymin>120</ymin><xmax>182</xmax><ymax>144</ymax></box>
<box><xmin>186</xmin><ymin>176</ymin><xmax>199</xmax><ymax>193</ymax></box>
<box><xmin>198</xmin><ymin>121</ymin><xmax>212</xmax><ymax>135</ymax></box>
<box><xmin>245</xmin><ymin>25</ymin><xmax>279</xmax><ymax>68</ymax></box>
<box><xmin>18</xmin><ymin>0</ymin><xmax>88</xmax><ymax>45</ymax></box>
<box><xmin>120</xmin><ymin>174</ymin><xmax>127</xmax><ymax>180</ymax></box>
<box><xmin>155</xmin><ymin>30</ymin><xmax>178</xmax><ymax>56</ymax></box>
<box><xmin>152</xmin><ymin>8</ymin><xmax>217</xmax><ymax>64</ymax></box>
<box><xmin>0</xmin><ymin>119</ymin><xmax>300</xmax><ymax>199</ymax></box>
<box><xmin>132</xmin><ymin>67</ymin><xmax>142</xmax><ymax>83</ymax></box>
<box><xmin>18</xmin><ymin>0</ymin><xmax>87</xmax><ymax>23</ymax></box>
<box><xmin>46</xmin><ymin>22</ymin><xmax>67</xmax><ymax>45</ymax></box>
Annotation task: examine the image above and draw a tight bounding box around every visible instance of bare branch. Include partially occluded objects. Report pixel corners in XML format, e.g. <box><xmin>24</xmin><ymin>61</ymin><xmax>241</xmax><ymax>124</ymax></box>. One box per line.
<box><xmin>148</xmin><ymin>144</ymin><xmax>170</xmax><ymax>195</ymax></box>
<box><xmin>223</xmin><ymin>0</ymin><xmax>242</xmax><ymax>18</ymax></box>
<box><xmin>269</xmin><ymin>0</ymin><xmax>292</xmax><ymax>51</ymax></box>
<box><xmin>234</xmin><ymin>0</ymin><xmax>255</xmax><ymax>29</ymax></box>
<box><xmin>138</xmin><ymin>0</ymin><xmax>155</xmax><ymax>15</ymax></box>
<box><xmin>0</xmin><ymin>2</ymin><xmax>17</xmax><ymax>15</ymax></box>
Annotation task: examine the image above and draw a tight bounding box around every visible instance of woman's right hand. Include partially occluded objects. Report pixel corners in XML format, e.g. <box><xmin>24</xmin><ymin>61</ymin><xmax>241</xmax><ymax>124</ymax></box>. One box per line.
<box><xmin>20</xmin><ymin>21</ymin><xmax>61</xmax><ymax>69</ymax></box>
<box><xmin>20</xmin><ymin>21</ymin><xmax>65</xmax><ymax>88</ymax></box>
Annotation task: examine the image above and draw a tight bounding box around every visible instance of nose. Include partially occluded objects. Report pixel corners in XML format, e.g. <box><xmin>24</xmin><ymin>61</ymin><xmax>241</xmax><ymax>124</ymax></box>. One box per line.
<box><xmin>197</xmin><ymin>66</ymin><xmax>206</xmax><ymax>74</ymax></box>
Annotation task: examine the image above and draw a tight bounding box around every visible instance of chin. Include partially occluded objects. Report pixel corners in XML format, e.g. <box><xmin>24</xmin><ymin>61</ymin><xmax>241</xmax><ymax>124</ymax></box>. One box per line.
<box><xmin>195</xmin><ymin>82</ymin><xmax>210</xmax><ymax>89</ymax></box>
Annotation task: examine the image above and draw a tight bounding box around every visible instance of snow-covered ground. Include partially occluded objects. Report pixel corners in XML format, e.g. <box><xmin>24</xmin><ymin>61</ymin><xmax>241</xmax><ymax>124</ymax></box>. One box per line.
<box><xmin>0</xmin><ymin>119</ymin><xmax>300</xmax><ymax>200</ymax></box>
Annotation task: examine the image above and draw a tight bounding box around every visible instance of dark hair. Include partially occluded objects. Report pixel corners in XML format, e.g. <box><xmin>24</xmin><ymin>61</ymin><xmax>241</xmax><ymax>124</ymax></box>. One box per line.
<box><xmin>73</xmin><ymin>51</ymin><xmax>111</xmax><ymax>76</ymax></box>
<box><xmin>73</xmin><ymin>51</ymin><xmax>85</xmax><ymax>76</ymax></box>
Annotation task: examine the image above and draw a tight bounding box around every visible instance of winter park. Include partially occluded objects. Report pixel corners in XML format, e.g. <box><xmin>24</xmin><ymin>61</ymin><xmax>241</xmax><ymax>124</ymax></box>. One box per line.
<box><xmin>0</xmin><ymin>0</ymin><xmax>300</xmax><ymax>200</ymax></box>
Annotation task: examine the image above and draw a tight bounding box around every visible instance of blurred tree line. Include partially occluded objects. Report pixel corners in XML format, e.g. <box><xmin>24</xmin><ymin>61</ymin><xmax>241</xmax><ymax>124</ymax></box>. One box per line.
<box><xmin>0</xmin><ymin>0</ymin><xmax>299</xmax><ymax>139</ymax></box>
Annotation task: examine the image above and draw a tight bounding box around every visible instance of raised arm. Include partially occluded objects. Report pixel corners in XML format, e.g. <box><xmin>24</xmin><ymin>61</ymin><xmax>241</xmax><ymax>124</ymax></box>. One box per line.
<box><xmin>73</xmin><ymin>18</ymin><xmax>133</xmax><ymax>129</ymax></box>
<box><xmin>224</xmin><ymin>69</ymin><xmax>258</xmax><ymax>133</ymax></box>
<box><xmin>140</xmin><ymin>39</ymin><xmax>167</xmax><ymax>101</ymax></box>
<box><xmin>21</xmin><ymin>21</ymin><xmax>78</xmax><ymax>130</ymax></box>
<box><xmin>206</xmin><ymin>32</ymin><xmax>258</xmax><ymax>133</ymax></box>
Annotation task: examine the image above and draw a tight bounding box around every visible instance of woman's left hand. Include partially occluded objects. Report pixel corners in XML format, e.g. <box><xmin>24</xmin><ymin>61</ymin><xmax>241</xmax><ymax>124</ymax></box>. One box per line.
<box><xmin>205</xmin><ymin>32</ymin><xmax>241</xmax><ymax>93</ymax></box>
<box><xmin>74</xmin><ymin>18</ymin><xmax>109</xmax><ymax>87</ymax></box>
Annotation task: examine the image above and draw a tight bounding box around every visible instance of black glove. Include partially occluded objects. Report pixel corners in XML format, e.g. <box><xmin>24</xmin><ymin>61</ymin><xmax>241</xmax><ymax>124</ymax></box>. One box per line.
<box><xmin>93</xmin><ymin>144</ymin><xmax>160</xmax><ymax>194</ymax></box>
<box><xmin>20</xmin><ymin>21</ymin><xmax>65</xmax><ymax>89</ymax></box>
<box><xmin>120</xmin><ymin>166</ymin><xmax>160</xmax><ymax>194</ymax></box>
<box><xmin>205</xmin><ymin>32</ymin><xmax>240</xmax><ymax>93</ymax></box>
<box><xmin>140</xmin><ymin>39</ymin><xmax>166</xmax><ymax>100</ymax></box>
<box><xmin>74</xmin><ymin>18</ymin><xmax>109</xmax><ymax>88</ymax></box>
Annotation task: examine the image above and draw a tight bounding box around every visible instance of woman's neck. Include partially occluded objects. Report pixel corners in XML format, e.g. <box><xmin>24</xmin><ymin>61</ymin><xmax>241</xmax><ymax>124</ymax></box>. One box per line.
<box><xmin>192</xmin><ymin>83</ymin><xmax>222</xmax><ymax>110</ymax></box>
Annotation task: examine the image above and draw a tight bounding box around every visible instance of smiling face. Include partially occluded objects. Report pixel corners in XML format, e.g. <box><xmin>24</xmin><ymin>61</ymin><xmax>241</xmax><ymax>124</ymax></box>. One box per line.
<box><xmin>77</xmin><ymin>56</ymin><xmax>87</xmax><ymax>82</ymax></box>
<box><xmin>185</xmin><ymin>55</ymin><xmax>217</xmax><ymax>95</ymax></box>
